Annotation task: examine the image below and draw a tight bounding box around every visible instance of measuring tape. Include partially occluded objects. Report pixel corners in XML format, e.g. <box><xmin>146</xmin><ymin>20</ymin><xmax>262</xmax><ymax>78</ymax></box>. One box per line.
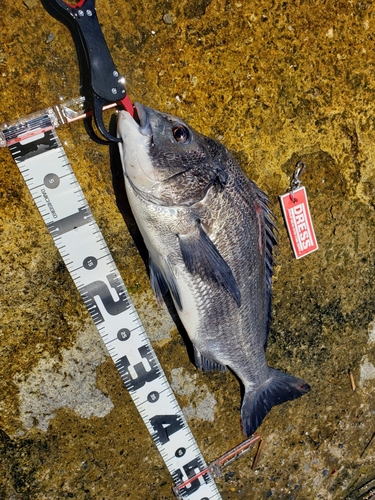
<box><xmin>1</xmin><ymin>105</ymin><xmax>223</xmax><ymax>500</ymax></box>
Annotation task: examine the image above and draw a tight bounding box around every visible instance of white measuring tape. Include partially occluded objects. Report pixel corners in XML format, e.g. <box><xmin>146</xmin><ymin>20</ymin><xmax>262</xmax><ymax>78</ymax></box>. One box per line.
<box><xmin>1</xmin><ymin>105</ymin><xmax>223</xmax><ymax>500</ymax></box>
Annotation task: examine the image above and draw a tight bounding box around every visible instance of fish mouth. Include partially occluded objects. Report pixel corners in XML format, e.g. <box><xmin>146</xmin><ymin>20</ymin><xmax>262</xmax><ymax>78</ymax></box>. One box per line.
<box><xmin>133</xmin><ymin>102</ymin><xmax>152</xmax><ymax>138</ymax></box>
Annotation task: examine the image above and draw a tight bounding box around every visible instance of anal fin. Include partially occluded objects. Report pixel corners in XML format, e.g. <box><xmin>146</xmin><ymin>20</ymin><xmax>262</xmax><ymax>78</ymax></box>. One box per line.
<box><xmin>194</xmin><ymin>346</ymin><xmax>227</xmax><ymax>372</ymax></box>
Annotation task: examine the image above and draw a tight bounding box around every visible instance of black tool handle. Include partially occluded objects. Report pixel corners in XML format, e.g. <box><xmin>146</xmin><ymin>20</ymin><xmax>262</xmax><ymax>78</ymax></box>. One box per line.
<box><xmin>41</xmin><ymin>0</ymin><xmax>126</xmax><ymax>102</ymax></box>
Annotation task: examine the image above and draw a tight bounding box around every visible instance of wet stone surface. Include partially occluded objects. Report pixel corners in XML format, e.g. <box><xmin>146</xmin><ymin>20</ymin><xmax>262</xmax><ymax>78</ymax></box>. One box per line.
<box><xmin>1</xmin><ymin>0</ymin><xmax>375</xmax><ymax>498</ymax></box>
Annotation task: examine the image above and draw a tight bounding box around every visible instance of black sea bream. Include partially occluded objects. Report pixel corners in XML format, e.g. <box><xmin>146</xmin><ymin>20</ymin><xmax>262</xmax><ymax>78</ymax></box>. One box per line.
<box><xmin>117</xmin><ymin>104</ymin><xmax>310</xmax><ymax>436</ymax></box>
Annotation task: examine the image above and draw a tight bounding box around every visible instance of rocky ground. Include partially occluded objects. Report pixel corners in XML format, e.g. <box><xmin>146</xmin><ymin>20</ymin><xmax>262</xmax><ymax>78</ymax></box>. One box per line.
<box><xmin>1</xmin><ymin>0</ymin><xmax>375</xmax><ymax>498</ymax></box>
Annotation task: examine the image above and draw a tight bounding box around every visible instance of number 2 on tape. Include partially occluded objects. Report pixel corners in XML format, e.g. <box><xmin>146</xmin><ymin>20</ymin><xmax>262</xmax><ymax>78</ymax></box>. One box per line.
<box><xmin>2</xmin><ymin>111</ymin><xmax>222</xmax><ymax>500</ymax></box>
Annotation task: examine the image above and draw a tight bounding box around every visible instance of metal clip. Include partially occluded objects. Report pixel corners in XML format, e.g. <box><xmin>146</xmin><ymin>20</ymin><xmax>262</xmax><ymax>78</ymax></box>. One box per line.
<box><xmin>0</xmin><ymin>130</ymin><xmax>6</xmax><ymax>148</ymax></box>
<box><xmin>289</xmin><ymin>161</ymin><xmax>306</xmax><ymax>203</ymax></box>
<box><xmin>172</xmin><ymin>434</ymin><xmax>261</xmax><ymax>499</ymax></box>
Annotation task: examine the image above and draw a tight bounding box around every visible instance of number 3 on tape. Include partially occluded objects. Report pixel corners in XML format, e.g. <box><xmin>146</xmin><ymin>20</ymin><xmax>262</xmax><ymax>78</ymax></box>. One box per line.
<box><xmin>2</xmin><ymin>110</ymin><xmax>222</xmax><ymax>500</ymax></box>
<box><xmin>279</xmin><ymin>186</ymin><xmax>318</xmax><ymax>259</ymax></box>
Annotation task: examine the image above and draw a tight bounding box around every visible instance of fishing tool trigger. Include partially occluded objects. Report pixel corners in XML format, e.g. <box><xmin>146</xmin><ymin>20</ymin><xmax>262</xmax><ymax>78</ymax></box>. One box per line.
<box><xmin>41</xmin><ymin>0</ymin><xmax>134</xmax><ymax>144</ymax></box>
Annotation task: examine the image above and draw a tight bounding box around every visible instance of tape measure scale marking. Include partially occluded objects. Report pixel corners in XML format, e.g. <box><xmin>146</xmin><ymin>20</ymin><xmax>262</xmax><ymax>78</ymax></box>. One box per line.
<box><xmin>3</xmin><ymin>112</ymin><xmax>222</xmax><ymax>500</ymax></box>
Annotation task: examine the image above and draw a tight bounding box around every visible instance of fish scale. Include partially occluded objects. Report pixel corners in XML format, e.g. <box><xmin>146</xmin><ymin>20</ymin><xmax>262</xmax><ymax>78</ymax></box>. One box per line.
<box><xmin>117</xmin><ymin>103</ymin><xmax>311</xmax><ymax>438</ymax></box>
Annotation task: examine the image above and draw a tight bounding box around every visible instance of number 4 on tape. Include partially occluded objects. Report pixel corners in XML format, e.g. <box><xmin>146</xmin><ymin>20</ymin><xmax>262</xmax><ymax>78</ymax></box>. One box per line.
<box><xmin>279</xmin><ymin>186</ymin><xmax>318</xmax><ymax>259</ymax></box>
<box><xmin>1</xmin><ymin>110</ymin><xmax>222</xmax><ymax>500</ymax></box>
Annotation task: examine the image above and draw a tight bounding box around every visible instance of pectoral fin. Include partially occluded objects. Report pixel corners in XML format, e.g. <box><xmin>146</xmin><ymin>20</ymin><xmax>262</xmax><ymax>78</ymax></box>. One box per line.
<box><xmin>178</xmin><ymin>223</ymin><xmax>241</xmax><ymax>307</ymax></box>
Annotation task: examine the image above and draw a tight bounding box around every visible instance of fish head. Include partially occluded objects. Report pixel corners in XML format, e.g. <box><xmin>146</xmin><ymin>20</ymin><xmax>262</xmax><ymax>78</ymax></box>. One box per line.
<box><xmin>117</xmin><ymin>103</ymin><xmax>228</xmax><ymax>206</ymax></box>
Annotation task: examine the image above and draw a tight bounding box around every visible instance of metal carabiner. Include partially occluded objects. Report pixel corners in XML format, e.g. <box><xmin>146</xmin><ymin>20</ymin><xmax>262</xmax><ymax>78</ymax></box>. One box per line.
<box><xmin>289</xmin><ymin>161</ymin><xmax>306</xmax><ymax>203</ymax></box>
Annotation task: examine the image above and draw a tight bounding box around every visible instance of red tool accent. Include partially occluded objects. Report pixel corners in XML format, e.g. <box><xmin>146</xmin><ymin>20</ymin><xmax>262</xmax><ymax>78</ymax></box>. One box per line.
<box><xmin>62</xmin><ymin>0</ymin><xmax>86</xmax><ymax>8</ymax></box>
<box><xmin>119</xmin><ymin>95</ymin><xmax>134</xmax><ymax>117</ymax></box>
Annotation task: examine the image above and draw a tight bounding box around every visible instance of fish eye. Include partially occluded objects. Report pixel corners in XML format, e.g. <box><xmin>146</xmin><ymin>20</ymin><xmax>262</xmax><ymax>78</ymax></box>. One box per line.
<box><xmin>172</xmin><ymin>124</ymin><xmax>191</xmax><ymax>144</ymax></box>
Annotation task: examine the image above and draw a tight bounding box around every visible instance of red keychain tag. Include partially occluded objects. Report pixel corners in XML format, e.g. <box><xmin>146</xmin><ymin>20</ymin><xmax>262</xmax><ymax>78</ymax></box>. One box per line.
<box><xmin>279</xmin><ymin>163</ymin><xmax>318</xmax><ymax>259</ymax></box>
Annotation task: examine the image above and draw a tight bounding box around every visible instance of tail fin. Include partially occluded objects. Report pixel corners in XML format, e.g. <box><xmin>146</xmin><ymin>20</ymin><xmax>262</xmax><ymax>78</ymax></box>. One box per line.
<box><xmin>241</xmin><ymin>368</ymin><xmax>310</xmax><ymax>436</ymax></box>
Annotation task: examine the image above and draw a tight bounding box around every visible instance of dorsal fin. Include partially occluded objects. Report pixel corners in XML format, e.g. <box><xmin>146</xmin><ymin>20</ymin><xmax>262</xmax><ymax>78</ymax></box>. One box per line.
<box><xmin>250</xmin><ymin>180</ymin><xmax>277</xmax><ymax>348</ymax></box>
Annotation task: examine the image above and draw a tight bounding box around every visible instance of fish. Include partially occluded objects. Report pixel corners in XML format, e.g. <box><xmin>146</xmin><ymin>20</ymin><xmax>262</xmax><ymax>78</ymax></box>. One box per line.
<box><xmin>117</xmin><ymin>103</ymin><xmax>310</xmax><ymax>436</ymax></box>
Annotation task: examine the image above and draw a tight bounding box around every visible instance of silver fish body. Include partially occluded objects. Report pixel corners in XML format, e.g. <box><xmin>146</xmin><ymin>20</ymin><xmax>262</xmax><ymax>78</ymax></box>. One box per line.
<box><xmin>117</xmin><ymin>104</ymin><xmax>310</xmax><ymax>436</ymax></box>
